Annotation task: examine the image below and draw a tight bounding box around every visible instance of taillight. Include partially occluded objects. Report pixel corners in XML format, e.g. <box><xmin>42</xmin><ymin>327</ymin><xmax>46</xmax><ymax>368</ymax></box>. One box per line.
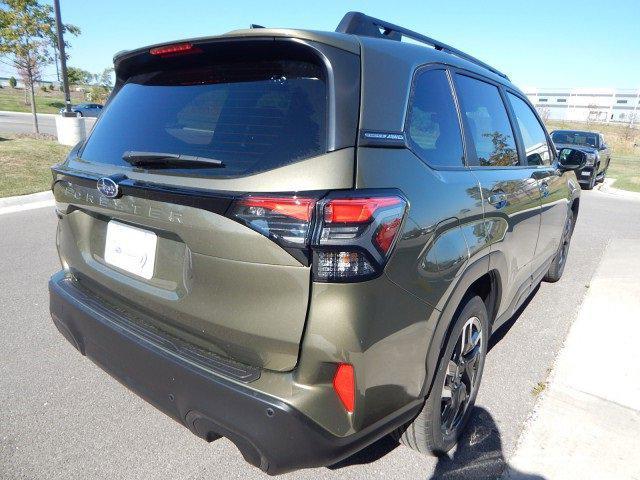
<box><xmin>311</xmin><ymin>192</ymin><xmax>407</xmax><ymax>282</ymax></box>
<box><xmin>227</xmin><ymin>190</ymin><xmax>407</xmax><ymax>281</ymax></box>
<box><xmin>230</xmin><ymin>195</ymin><xmax>316</xmax><ymax>246</ymax></box>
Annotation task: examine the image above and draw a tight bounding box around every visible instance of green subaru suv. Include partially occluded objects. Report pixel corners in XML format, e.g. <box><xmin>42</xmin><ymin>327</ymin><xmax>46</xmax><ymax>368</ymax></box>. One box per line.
<box><xmin>49</xmin><ymin>12</ymin><xmax>585</xmax><ymax>475</ymax></box>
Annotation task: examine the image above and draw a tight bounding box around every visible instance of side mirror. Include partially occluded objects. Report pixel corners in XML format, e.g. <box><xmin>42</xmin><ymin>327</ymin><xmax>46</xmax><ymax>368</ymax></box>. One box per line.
<box><xmin>558</xmin><ymin>148</ymin><xmax>587</xmax><ymax>171</ymax></box>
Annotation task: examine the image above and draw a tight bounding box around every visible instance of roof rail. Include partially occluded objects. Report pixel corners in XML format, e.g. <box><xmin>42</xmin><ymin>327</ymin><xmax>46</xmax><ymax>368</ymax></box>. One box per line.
<box><xmin>336</xmin><ymin>11</ymin><xmax>509</xmax><ymax>80</ymax></box>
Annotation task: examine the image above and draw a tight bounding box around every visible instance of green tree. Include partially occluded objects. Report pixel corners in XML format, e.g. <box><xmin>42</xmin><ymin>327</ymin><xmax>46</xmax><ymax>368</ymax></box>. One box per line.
<box><xmin>97</xmin><ymin>67</ymin><xmax>114</xmax><ymax>89</ymax></box>
<box><xmin>0</xmin><ymin>0</ymin><xmax>79</xmax><ymax>133</ymax></box>
<box><xmin>66</xmin><ymin>66</ymin><xmax>92</xmax><ymax>85</ymax></box>
<box><xmin>8</xmin><ymin>75</ymin><xmax>16</xmax><ymax>87</ymax></box>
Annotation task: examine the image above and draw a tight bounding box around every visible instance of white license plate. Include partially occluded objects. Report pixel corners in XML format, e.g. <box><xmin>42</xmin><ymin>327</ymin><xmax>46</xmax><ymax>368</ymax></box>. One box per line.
<box><xmin>104</xmin><ymin>221</ymin><xmax>157</xmax><ymax>279</ymax></box>
<box><xmin>581</xmin><ymin>171</ymin><xmax>591</xmax><ymax>177</ymax></box>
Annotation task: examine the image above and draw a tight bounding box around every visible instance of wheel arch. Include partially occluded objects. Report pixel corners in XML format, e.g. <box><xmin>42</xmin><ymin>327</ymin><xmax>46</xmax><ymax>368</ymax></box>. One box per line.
<box><xmin>420</xmin><ymin>254</ymin><xmax>503</xmax><ymax>399</ymax></box>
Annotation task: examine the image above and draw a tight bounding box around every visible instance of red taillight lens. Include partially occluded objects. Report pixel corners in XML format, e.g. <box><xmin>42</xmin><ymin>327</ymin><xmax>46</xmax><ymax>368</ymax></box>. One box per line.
<box><xmin>237</xmin><ymin>196</ymin><xmax>314</xmax><ymax>221</ymax></box>
<box><xmin>230</xmin><ymin>195</ymin><xmax>316</xmax><ymax>246</ymax></box>
<box><xmin>149</xmin><ymin>42</ymin><xmax>198</xmax><ymax>57</ymax></box>
<box><xmin>374</xmin><ymin>217</ymin><xmax>402</xmax><ymax>254</ymax></box>
<box><xmin>333</xmin><ymin>363</ymin><xmax>355</xmax><ymax>413</ymax></box>
<box><xmin>324</xmin><ymin>197</ymin><xmax>402</xmax><ymax>223</ymax></box>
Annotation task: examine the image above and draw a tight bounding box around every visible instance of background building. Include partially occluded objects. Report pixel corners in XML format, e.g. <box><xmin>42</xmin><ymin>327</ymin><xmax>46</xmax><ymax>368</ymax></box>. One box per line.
<box><xmin>524</xmin><ymin>87</ymin><xmax>640</xmax><ymax>124</ymax></box>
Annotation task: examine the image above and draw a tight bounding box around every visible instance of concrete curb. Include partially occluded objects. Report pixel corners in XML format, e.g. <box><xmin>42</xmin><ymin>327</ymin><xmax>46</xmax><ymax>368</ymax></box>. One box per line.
<box><xmin>0</xmin><ymin>110</ymin><xmax>57</xmax><ymax>118</ymax></box>
<box><xmin>505</xmin><ymin>239</ymin><xmax>640</xmax><ymax>479</ymax></box>
<box><xmin>595</xmin><ymin>178</ymin><xmax>640</xmax><ymax>201</ymax></box>
<box><xmin>0</xmin><ymin>191</ymin><xmax>54</xmax><ymax>215</ymax></box>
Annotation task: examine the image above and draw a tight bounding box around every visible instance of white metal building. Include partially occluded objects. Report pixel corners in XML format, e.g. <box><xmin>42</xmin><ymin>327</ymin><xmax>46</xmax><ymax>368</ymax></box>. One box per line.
<box><xmin>524</xmin><ymin>87</ymin><xmax>640</xmax><ymax>124</ymax></box>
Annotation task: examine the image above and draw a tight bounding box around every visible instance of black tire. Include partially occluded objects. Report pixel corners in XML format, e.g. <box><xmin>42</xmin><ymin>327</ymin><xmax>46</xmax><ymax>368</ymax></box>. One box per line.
<box><xmin>75</xmin><ymin>111</ymin><xmax>83</xmax><ymax>118</ymax></box>
<box><xmin>543</xmin><ymin>209</ymin><xmax>574</xmax><ymax>283</ymax></box>
<box><xmin>583</xmin><ymin>170</ymin><xmax>596</xmax><ymax>190</ymax></box>
<box><xmin>394</xmin><ymin>295</ymin><xmax>489</xmax><ymax>455</ymax></box>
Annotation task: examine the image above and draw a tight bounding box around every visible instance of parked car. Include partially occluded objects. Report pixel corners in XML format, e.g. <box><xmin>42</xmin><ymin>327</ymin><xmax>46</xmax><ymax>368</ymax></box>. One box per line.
<box><xmin>550</xmin><ymin>129</ymin><xmax>611</xmax><ymax>189</ymax></box>
<box><xmin>49</xmin><ymin>12</ymin><xmax>586</xmax><ymax>475</ymax></box>
<box><xmin>59</xmin><ymin>103</ymin><xmax>103</xmax><ymax>117</ymax></box>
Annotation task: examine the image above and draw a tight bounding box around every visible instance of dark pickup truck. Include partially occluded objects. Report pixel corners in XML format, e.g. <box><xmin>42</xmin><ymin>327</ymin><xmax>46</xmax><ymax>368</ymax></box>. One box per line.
<box><xmin>551</xmin><ymin>130</ymin><xmax>611</xmax><ymax>189</ymax></box>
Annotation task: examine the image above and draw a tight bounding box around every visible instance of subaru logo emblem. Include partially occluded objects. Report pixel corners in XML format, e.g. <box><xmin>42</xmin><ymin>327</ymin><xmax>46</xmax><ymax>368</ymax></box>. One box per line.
<box><xmin>97</xmin><ymin>177</ymin><xmax>120</xmax><ymax>198</ymax></box>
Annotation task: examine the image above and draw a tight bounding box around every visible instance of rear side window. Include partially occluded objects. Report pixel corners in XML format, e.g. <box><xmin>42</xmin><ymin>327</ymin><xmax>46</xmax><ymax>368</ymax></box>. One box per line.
<box><xmin>454</xmin><ymin>75</ymin><xmax>519</xmax><ymax>167</ymax></box>
<box><xmin>80</xmin><ymin>60</ymin><xmax>327</xmax><ymax>177</ymax></box>
<box><xmin>507</xmin><ymin>93</ymin><xmax>552</xmax><ymax>166</ymax></box>
<box><xmin>407</xmin><ymin>69</ymin><xmax>464</xmax><ymax>167</ymax></box>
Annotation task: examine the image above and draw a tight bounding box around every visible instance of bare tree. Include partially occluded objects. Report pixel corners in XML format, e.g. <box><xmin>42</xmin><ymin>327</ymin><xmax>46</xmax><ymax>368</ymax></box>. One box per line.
<box><xmin>622</xmin><ymin>113</ymin><xmax>638</xmax><ymax>142</ymax></box>
<box><xmin>15</xmin><ymin>42</ymin><xmax>49</xmax><ymax>132</ymax></box>
<box><xmin>537</xmin><ymin>106</ymin><xmax>551</xmax><ymax>123</ymax></box>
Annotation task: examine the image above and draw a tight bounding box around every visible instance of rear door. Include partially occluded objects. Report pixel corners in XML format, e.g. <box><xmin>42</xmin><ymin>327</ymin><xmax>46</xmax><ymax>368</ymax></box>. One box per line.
<box><xmin>453</xmin><ymin>73</ymin><xmax>542</xmax><ymax>318</ymax></box>
<box><xmin>53</xmin><ymin>37</ymin><xmax>360</xmax><ymax>371</ymax></box>
<box><xmin>505</xmin><ymin>91</ymin><xmax>569</xmax><ymax>274</ymax></box>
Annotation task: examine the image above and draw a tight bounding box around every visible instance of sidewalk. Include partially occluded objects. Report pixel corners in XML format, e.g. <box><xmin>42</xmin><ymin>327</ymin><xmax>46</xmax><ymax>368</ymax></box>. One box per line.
<box><xmin>505</xmin><ymin>238</ymin><xmax>640</xmax><ymax>479</ymax></box>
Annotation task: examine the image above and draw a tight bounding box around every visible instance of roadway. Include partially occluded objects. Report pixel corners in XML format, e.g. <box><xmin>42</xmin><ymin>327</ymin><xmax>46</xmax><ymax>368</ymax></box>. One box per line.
<box><xmin>0</xmin><ymin>111</ymin><xmax>96</xmax><ymax>136</ymax></box>
<box><xmin>1</xmin><ymin>189</ymin><xmax>639</xmax><ymax>479</ymax></box>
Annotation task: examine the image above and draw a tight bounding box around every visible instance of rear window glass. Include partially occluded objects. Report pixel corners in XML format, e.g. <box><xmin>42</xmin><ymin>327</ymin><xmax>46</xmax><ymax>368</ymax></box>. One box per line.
<box><xmin>80</xmin><ymin>60</ymin><xmax>327</xmax><ymax>176</ymax></box>
<box><xmin>507</xmin><ymin>93</ymin><xmax>551</xmax><ymax>166</ymax></box>
<box><xmin>455</xmin><ymin>74</ymin><xmax>519</xmax><ymax>167</ymax></box>
<box><xmin>407</xmin><ymin>69</ymin><xmax>464</xmax><ymax>167</ymax></box>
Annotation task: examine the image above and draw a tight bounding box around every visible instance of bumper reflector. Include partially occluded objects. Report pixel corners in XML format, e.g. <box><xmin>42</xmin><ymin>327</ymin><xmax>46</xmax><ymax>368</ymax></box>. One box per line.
<box><xmin>333</xmin><ymin>363</ymin><xmax>355</xmax><ymax>413</ymax></box>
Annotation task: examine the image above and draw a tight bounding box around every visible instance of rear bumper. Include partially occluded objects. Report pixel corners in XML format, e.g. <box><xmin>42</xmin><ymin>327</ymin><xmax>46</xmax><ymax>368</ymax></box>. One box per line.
<box><xmin>49</xmin><ymin>271</ymin><xmax>420</xmax><ymax>474</ymax></box>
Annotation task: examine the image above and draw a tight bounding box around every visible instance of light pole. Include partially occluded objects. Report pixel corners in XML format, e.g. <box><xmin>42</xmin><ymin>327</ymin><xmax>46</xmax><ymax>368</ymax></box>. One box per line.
<box><xmin>53</xmin><ymin>0</ymin><xmax>73</xmax><ymax>117</ymax></box>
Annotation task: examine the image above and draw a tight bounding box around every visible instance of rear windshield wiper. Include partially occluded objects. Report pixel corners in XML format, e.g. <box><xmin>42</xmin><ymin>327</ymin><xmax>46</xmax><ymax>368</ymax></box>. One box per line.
<box><xmin>122</xmin><ymin>151</ymin><xmax>224</xmax><ymax>168</ymax></box>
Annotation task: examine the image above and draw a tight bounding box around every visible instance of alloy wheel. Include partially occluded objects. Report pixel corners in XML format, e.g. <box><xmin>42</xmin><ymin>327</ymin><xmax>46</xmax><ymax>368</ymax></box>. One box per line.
<box><xmin>557</xmin><ymin>214</ymin><xmax>573</xmax><ymax>269</ymax></box>
<box><xmin>441</xmin><ymin>316</ymin><xmax>483</xmax><ymax>435</ymax></box>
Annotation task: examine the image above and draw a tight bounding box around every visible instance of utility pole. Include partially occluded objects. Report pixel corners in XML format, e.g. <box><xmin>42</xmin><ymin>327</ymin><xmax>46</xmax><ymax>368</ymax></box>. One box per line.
<box><xmin>53</xmin><ymin>45</ymin><xmax>60</xmax><ymax>83</ymax></box>
<box><xmin>53</xmin><ymin>0</ymin><xmax>73</xmax><ymax>116</ymax></box>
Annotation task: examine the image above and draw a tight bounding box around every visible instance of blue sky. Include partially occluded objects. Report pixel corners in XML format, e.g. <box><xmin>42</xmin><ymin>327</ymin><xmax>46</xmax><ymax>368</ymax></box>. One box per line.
<box><xmin>6</xmin><ymin>0</ymin><xmax>639</xmax><ymax>89</ymax></box>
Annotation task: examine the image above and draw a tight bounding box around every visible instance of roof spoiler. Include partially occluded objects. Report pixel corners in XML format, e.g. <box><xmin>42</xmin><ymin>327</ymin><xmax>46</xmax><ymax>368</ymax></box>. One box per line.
<box><xmin>336</xmin><ymin>11</ymin><xmax>509</xmax><ymax>80</ymax></box>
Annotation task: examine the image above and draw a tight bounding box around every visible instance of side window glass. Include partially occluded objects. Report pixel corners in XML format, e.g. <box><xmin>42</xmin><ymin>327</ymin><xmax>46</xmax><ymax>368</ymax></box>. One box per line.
<box><xmin>454</xmin><ymin>74</ymin><xmax>519</xmax><ymax>167</ymax></box>
<box><xmin>407</xmin><ymin>69</ymin><xmax>464</xmax><ymax>167</ymax></box>
<box><xmin>507</xmin><ymin>93</ymin><xmax>552</xmax><ymax>166</ymax></box>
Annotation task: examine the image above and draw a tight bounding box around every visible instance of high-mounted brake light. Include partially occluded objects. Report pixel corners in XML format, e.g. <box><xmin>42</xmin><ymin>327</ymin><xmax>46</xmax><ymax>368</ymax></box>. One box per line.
<box><xmin>149</xmin><ymin>42</ymin><xmax>197</xmax><ymax>57</ymax></box>
<box><xmin>333</xmin><ymin>363</ymin><xmax>355</xmax><ymax>413</ymax></box>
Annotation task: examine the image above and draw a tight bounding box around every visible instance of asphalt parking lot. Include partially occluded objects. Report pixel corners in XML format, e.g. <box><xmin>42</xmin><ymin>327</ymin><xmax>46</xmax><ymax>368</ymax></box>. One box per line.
<box><xmin>1</xmin><ymin>189</ymin><xmax>639</xmax><ymax>479</ymax></box>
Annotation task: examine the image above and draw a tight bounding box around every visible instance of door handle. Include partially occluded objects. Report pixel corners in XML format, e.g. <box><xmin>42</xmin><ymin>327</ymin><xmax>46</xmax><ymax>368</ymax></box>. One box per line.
<box><xmin>488</xmin><ymin>190</ymin><xmax>507</xmax><ymax>208</ymax></box>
